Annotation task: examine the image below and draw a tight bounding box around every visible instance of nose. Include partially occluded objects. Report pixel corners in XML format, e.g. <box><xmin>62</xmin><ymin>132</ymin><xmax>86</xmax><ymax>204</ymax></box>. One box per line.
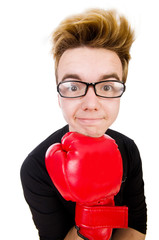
<box><xmin>81</xmin><ymin>86</ymin><xmax>100</xmax><ymax>111</ymax></box>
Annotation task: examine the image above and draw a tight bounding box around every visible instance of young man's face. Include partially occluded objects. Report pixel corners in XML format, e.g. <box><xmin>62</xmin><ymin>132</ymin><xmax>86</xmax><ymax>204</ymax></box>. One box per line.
<box><xmin>57</xmin><ymin>47</ymin><xmax>123</xmax><ymax>137</ymax></box>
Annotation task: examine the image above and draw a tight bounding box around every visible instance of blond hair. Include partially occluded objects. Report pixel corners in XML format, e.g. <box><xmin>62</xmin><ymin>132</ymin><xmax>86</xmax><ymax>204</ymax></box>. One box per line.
<box><xmin>52</xmin><ymin>9</ymin><xmax>135</xmax><ymax>83</ymax></box>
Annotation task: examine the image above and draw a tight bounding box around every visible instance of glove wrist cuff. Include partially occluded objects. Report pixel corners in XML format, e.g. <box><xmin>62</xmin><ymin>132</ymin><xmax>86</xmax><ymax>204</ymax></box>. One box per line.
<box><xmin>75</xmin><ymin>203</ymin><xmax>128</xmax><ymax>229</ymax></box>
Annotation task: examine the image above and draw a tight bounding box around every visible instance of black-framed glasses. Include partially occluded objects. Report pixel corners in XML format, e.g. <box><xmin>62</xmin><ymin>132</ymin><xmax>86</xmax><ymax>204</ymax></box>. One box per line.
<box><xmin>57</xmin><ymin>80</ymin><xmax>126</xmax><ymax>98</ymax></box>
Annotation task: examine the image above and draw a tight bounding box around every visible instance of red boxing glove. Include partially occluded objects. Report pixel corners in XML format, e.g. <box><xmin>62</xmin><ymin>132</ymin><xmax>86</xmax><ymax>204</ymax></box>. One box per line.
<box><xmin>45</xmin><ymin>132</ymin><xmax>128</xmax><ymax>240</ymax></box>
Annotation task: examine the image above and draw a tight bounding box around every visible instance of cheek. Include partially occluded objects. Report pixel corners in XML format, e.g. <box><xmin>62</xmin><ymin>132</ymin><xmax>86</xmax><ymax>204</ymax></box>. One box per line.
<box><xmin>58</xmin><ymin>97</ymin><xmax>77</xmax><ymax>122</ymax></box>
<box><xmin>104</xmin><ymin>99</ymin><xmax>120</xmax><ymax>121</ymax></box>
<box><xmin>112</xmin><ymin>100</ymin><xmax>120</xmax><ymax>119</ymax></box>
<box><xmin>58</xmin><ymin>96</ymin><xmax>68</xmax><ymax>111</ymax></box>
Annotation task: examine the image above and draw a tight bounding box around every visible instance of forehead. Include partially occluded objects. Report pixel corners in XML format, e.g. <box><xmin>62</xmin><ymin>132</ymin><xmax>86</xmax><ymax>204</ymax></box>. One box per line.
<box><xmin>57</xmin><ymin>47</ymin><xmax>123</xmax><ymax>83</ymax></box>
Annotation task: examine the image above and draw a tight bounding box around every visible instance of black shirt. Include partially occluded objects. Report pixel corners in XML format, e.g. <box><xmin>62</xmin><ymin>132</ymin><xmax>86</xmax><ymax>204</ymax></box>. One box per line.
<box><xmin>20</xmin><ymin>125</ymin><xmax>147</xmax><ymax>239</ymax></box>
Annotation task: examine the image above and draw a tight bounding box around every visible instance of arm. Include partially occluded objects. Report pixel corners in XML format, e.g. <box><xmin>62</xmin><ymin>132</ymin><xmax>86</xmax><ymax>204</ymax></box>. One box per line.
<box><xmin>20</xmin><ymin>154</ymin><xmax>75</xmax><ymax>239</ymax></box>
<box><xmin>119</xmin><ymin>140</ymin><xmax>147</xmax><ymax>235</ymax></box>
<box><xmin>112</xmin><ymin>227</ymin><xmax>146</xmax><ymax>240</ymax></box>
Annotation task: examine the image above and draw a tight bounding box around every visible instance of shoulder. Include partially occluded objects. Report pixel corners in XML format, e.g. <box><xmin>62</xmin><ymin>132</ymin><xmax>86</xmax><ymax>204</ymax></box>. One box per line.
<box><xmin>29</xmin><ymin>125</ymin><xmax>69</xmax><ymax>159</ymax></box>
<box><xmin>20</xmin><ymin>125</ymin><xmax>69</xmax><ymax>186</ymax></box>
<box><xmin>25</xmin><ymin>125</ymin><xmax>69</xmax><ymax>162</ymax></box>
<box><xmin>106</xmin><ymin>129</ymin><xmax>142</xmax><ymax>177</ymax></box>
<box><xmin>106</xmin><ymin>128</ymin><xmax>134</xmax><ymax>145</ymax></box>
<box><xmin>106</xmin><ymin>128</ymin><xmax>138</xmax><ymax>155</ymax></box>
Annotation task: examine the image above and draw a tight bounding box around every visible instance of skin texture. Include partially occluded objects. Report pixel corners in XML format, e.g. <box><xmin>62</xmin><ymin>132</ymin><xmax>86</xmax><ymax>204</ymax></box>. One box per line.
<box><xmin>57</xmin><ymin>47</ymin><xmax>122</xmax><ymax>138</ymax></box>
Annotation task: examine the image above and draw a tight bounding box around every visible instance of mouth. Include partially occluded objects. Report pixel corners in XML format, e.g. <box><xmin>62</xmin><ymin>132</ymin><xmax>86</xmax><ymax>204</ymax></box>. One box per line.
<box><xmin>76</xmin><ymin>117</ymin><xmax>104</xmax><ymax>125</ymax></box>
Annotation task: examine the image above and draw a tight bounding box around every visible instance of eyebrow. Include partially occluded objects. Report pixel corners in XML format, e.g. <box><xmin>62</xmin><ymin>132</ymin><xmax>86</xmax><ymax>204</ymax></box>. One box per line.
<box><xmin>61</xmin><ymin>74</ymin><xmax>81</xmax><ymax>82</ymax></box>
<box><xmin>61</xmin><ymin>73</ymin><xmax>120</xmax><ymax>82</ymax></box>
<box><xmin>100</xmin><ymin>73</ymin><xmax>120</xmax><ymax>81</ymax></box>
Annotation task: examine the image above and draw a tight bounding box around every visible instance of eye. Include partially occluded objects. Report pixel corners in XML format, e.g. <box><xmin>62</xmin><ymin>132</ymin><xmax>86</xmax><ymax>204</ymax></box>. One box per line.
<box><xmin>69</xmin><ymin>84</ymin><xmax>78</xmax><ymax>92</ymax></box>
<box><xmin>102</xmin><ymin>84</ymin><xmax>113</xmax><ymax>91</ymax></box>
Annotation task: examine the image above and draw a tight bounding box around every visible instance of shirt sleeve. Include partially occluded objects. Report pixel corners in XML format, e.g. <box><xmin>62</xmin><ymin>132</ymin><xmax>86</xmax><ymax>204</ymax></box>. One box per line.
<box><xmin>124</xmin><ymin>141</ymin><xmax>147</xmax><ymax>234</ymax></box>
<box><xmin>20</xmin><ymin>154</ymin><xmax>75</xmax><ymax>240</ymax></box>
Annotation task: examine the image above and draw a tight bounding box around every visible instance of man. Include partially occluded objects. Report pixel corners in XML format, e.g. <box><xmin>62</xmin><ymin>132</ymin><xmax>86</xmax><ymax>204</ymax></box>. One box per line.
<box><xmin>21</xmin><ymin>9</ymin><xmax>147</xmax><ymax>240</ymax></box>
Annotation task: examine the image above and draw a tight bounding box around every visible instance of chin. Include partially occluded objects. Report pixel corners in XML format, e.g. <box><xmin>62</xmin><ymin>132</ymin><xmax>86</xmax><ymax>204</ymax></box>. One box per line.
<box><xmin>69</xmin><ymin>124</ymin><xmax>108</xmax><ymax>138</ymax></box>
<box><xmin>86</xmin><ymin>133</ymin><xmax>105</xmax><ymax>138</ymax></box>
<box><xmin>77</xmin><ymin>128</ymin><xmax>106</xmax><ymax>138</ymax></box>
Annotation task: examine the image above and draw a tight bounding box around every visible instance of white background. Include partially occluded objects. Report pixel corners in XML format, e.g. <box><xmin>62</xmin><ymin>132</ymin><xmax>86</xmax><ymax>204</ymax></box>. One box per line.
<box><xmin>0</xmin><ymin>0</ymin><xmax>158</xmax><ymax>239</ymax></box>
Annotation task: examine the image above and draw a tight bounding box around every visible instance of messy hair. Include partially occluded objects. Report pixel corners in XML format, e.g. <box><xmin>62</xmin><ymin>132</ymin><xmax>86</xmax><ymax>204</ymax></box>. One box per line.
<box><xmin>52</xmin><ymin>9</ymin><xmax>135</xmax><ymax>83</ymax></box>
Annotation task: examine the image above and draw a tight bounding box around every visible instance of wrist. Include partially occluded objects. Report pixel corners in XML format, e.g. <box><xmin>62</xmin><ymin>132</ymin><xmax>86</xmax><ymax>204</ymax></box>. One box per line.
<box><xmin>64</xmin><ymin>226</ymin><xmax>83</xmax><ymax>240</ymax></box>
<box><xmin>75</xmin><ymin>226</ymin><xmax>89</xmax><ymax>240</ymax></box>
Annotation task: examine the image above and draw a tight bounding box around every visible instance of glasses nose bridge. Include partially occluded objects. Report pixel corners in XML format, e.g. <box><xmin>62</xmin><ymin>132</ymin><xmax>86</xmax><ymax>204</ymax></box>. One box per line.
<box><xmin>85</xmin><ymin>82</ymin><xmax>97</xmax><ymax>95</ymax></box>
